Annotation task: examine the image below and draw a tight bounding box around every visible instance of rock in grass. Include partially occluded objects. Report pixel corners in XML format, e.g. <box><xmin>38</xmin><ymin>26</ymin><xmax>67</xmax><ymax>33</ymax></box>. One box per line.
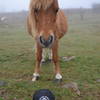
<box><xmin>96</xmin><ymin>79</ymin><xmax>100</xmax><ymax>83</ymax></box>
<box><xmin>62</xmin><ymin>82</ymin><xmax>80</xmax><ymax>96</ymax></box>
<box><xmin>0</xmin><ymin>81</ymin><xmax>7</xmax><ymax>87</ymax></box>
<box><xmin>61</xmin><ymin>56</ymin><xmax>76</xmax><ymax>62</ymax></box>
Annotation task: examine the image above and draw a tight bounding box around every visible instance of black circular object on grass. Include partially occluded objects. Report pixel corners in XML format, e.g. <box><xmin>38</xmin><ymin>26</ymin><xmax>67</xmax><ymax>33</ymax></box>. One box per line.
<box><xmin>33</xmin><ymin>89</ymin><xmax>55</xmax><ymax>100</ymax></box>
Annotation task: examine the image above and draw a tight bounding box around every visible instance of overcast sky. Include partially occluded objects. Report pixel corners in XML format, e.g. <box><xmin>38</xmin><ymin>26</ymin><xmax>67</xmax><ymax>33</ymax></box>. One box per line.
<box><xmin>0</xmin><ymin>0</ymin><xmax>100</xmax><ymax>12</ymax></box>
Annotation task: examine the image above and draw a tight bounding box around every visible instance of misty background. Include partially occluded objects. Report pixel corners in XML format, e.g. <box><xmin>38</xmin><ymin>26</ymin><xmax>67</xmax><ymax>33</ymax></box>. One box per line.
<box><xmin>0</xmin><ymin>0</ymin><xmax>100</xmax><ymax>12</ymax></box>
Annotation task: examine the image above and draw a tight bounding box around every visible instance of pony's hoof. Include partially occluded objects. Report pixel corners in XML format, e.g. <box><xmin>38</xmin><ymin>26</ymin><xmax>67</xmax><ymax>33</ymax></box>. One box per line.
<box><xmin>53</xmin><ymin>79</ymin><xmax>62</xmax><ymax>84</ymax></box>
<box><xmin>54</xmin><ymin>73</ymin><xmax>62</xmax><ymax>84</ymax></box>
<box><xmin>41</xmin><ymin>59</ymin><xmax>46</xmax><ymax>63</ymax></box>
<box><xmin>32</xmin><ymin>76</ymin><xmax>40</xmax><ymax>82</ymax></box>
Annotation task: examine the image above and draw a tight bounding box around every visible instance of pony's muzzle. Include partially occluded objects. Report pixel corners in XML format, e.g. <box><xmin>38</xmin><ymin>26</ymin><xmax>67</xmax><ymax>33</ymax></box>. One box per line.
<box><xmin>39</xmin><ymin>35</ymin><xmax>54</xmax><ymax>47</ymax></box>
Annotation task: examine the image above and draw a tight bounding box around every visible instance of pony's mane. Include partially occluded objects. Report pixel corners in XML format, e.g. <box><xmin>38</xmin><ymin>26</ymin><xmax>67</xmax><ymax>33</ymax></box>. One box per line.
<box><xmin>30</xmin><ymin>0</ymin><xmax>54</xmax><ymax>10</ymax></box>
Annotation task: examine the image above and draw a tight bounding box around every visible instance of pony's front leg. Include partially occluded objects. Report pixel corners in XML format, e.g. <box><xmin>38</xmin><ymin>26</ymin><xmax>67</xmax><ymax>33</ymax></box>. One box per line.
<box><xmin>52</xmin><ymin>42</ymin><xmax>62</xmax><ymax>83</ymax></box>
<box><xmin>32</xmin><ymin>44</ymin><xmax>42</xmax><ymax>82</ymax></box>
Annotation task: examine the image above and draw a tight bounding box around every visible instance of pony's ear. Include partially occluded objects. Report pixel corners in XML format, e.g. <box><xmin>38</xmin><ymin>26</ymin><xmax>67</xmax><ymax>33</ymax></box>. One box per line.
<box><xmin>54</xmin><ymin>0</ymin><xmax>59</xmax><ymax>10</ymax></box>
<box><xmin>53</xmin><ymin>0</ymin><xmax>59</xmax><ymax>13</ymax></box>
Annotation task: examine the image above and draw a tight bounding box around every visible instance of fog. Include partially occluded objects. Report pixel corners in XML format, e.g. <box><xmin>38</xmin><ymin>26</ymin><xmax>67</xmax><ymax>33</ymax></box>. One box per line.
<box><xmin>0</xmin><ymin>0</ymin><xmax>100</xmax><ymax>12</ymax></box>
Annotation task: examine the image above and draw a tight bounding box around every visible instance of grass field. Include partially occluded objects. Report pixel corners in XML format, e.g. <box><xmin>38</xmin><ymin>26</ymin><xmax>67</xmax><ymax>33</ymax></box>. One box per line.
<box><xmin>0</xmin><ymin>11</ymin><xmax>100</xmax><ymax>100</ymax></box>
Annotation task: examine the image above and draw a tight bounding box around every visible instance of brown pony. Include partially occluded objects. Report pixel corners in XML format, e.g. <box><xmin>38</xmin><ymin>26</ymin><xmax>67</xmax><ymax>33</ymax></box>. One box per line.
<box><xmin>27</xmin><ymin>0</ymin><xmax>68</xmax><ymax>82</ymax></box>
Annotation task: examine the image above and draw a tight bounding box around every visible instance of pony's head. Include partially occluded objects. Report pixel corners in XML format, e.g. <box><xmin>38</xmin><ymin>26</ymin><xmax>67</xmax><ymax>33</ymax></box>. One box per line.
<box><xmin>30</xmin><ymin>0</ymin><xmax>59</xmax><ymax>48</ymax></box>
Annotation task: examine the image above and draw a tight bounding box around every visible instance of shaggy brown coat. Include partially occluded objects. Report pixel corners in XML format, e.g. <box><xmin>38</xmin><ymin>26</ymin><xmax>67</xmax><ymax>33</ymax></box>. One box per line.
<box><xmin>27</xmin><ymin>0</ymin><xmax>68</xmax><ymax>81</ymax></box>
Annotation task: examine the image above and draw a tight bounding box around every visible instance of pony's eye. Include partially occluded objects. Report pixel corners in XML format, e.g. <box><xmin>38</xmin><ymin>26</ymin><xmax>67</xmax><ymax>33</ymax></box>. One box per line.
<box><xmin>34</xmin><ymin>8</ymin><xmax>39</xmax><ymax>14</ymax></box>
<box><xmin>55</xmin><ymin>8</ymin><xmax>59</xmax><ymax>13</ymax></box>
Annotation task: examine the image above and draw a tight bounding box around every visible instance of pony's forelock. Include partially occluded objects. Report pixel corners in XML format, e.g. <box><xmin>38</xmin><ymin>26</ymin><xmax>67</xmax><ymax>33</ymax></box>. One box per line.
<box><xmin>30</xmin><ymin>0</ymin><xmax>54</xmax><ymax>10</ymax></box>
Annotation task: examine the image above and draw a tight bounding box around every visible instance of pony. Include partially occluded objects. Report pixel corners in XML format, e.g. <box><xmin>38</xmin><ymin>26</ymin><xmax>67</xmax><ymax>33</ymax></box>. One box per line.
<box><xmin>27</xmin><ymin>0</ymin><xmax>68</xmax><ymax>82</ymax></box>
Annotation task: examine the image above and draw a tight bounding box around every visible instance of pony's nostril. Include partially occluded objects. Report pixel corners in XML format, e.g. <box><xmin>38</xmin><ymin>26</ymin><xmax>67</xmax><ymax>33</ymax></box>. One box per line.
<box><xmin>40</xmin><ymin>36</ymin><xmax>45</xmax><ymax>44</ymax></box>
<box><xmin>48</xmin><ymin>35</ymin><xmax>53</xmax><ymax>44</ymax></box>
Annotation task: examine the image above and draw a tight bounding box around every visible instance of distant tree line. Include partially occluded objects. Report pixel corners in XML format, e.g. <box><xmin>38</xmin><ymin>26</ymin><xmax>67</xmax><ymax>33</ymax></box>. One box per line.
<box><xmin>92</xmin><ymin>3</ymin><xmax>100</xmax><ymax>13</ymax></box>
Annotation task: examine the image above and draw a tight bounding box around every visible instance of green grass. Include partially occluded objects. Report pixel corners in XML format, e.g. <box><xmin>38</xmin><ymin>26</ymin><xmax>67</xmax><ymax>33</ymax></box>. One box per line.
<box><xmin>0</xmin><ymin>12</ymin><xmax>100</xmax><ymax>100</ymax></box>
